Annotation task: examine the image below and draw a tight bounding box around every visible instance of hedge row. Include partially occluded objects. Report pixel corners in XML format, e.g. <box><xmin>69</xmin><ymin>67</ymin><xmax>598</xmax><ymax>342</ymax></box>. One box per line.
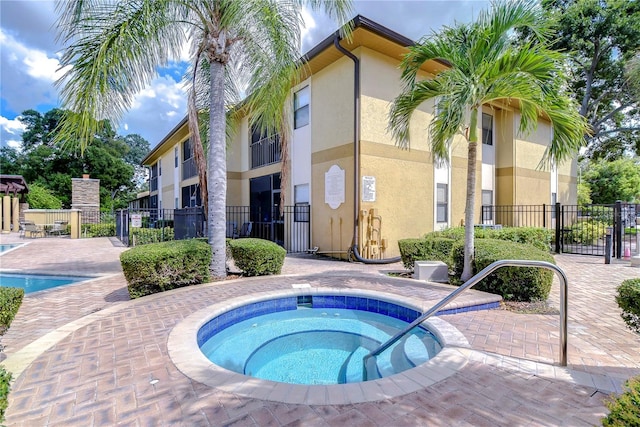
<box><xmin>398</xmin><ymin>228</ymin><xmax>555</xmax><ymax>301</ymax></box>
<box><xmin>616</xmin><ymin>278</ymin><xmax>640</xmax><ymax>334</ymax></box>
<box><xmin>451</xmin><ymin>239</ymin><xmax>554</xmax><ymax>301</ymax></box>
<box><xmin>0</xmin><ymin>287</ymin><xmax>24</xmax><ymax>333</ymax></box>
<box><xmin>428</xmin><ymin>226</ymin><xmax>552</xmax><ymax>252</ymax></box>
<box><xmin>120</xmin><ymin>239</ymin><xmax>211</xmax><ymax>298</ymax></box>
<box><xmin>81</xmin><ymin>222</ymin><xmax>115</xmax><ymax>237</ymax></box>
<box><xmin>130</xmin><ymin>227</ymin><xmax>174</xmax><ymax>246</ymax></box>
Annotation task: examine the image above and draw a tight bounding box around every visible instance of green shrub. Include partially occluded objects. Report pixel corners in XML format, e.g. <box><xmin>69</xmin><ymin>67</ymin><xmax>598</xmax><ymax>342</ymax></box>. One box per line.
<box><xmin>565</xmin><ymin>220</ymin><xmax>608</xmax><ymax>245</ymax></box>
<box><xmin>120</xmin><ymin>239</ymin><xmax>211</xmax><ymax>298</ymax></box>
<box><xmin>228</xmin><ymin>238</ymin><xmax>286</xmax><ymax>276</ymax></box>
<box><xmin>451</xmin><ymin>239</ymin><xmax>555</xmax><ymax>301</ymax></box>
<box><xmin>0</xmin><ymin>287</ymin><xmax>24</xmax><ymax>333</ymax></box>
<box><xmin>398</xmin><ymin>237</ymin><xmax>457</xmax><ymax>270</ymax></box>
<box><xmin>616</xmin><ymin>278</ymin><xmax>640</xmax><ymax>334</ymax></box>
<box><xmin>602</xmin><ymin>375</ymin><xmax>640</xmax><ymax>426</ymax></box>
<box><xmin>81</xmin><ymin>222</ymin><xmax>116</xmax><ymax>237</ymax></box>
<box><xmin>0</xmin><ymin>366</ymin><xmax>11</xmax><ymax>424</ymax></box>
<box><xmin>130</xmin><ymin>227</ymin><xmax>174</xmax><ymax>246</ymax></box>
<box><xmin>426</xmin><ymin>226</ymin><xmax>552</xmax><ymax>252</ymax></box>
<box><xmin>490</xmin><ymin>227</ymin><xmax>552</xmax><ymax>252</ymax></box>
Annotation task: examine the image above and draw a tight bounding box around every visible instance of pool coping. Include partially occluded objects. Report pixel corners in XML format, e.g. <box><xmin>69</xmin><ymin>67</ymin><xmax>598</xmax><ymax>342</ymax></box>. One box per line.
<box><xmin>168</xmin><ymin>287</ymin><xmax>474</xmax><ymax>405</ymax></box>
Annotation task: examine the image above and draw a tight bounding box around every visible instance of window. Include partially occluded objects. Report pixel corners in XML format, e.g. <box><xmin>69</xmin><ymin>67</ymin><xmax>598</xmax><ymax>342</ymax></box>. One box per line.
<box><xmin>174</xmin><ymin>147</ymin><xmax>178</xmax><ymax>168</ymax></box>
<box><xmin>150</xmin><ymin>164</ymin><xmax>158</xmax><ymax>191</ymax></box>
<box><xmin>482</xmin><ymin>113</ymin><xmax>493</xmax><ymax>146</ymax></box>
<box><xmin>482</xmin><ymin>190</ymin><xmax>493</xmax><ymax>221</ymax></box>
<box><xmin>182</xmin><ymin>139</ymin><xmax>197</xmax><ymax>179</ymax></box>
<box><xmin>294</xmin><ymin>184</ymin><xmax>310</xmax><ymax>222</ymax></box>
<box><xmin>436</xmin><ymin>183</ymin><xmax>448</xmax><ymax>223</ymax></box>
<box><xmin>294</xmin><ymin>86</ymin><xmax>310</xmax><ymax>129</ymax></box>
<box><xmin>159</xmin><ymin>160</ymin><xmax>162</xmax><ymax>176</ymax></box>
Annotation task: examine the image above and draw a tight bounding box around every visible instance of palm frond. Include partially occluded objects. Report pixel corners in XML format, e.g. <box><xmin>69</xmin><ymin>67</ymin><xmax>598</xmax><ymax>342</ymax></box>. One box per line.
<box><xmin>54</xmin><ymin>0</ymin><xmax>185</xmax><ymax>152</ymax></box>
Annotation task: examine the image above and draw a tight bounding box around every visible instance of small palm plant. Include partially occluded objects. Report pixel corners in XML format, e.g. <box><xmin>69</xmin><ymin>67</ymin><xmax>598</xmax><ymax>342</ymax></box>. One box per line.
<box><xmin>389</xmin><ymin>0</ymin><xmax>588</xmax><ymax>280</ymax></box>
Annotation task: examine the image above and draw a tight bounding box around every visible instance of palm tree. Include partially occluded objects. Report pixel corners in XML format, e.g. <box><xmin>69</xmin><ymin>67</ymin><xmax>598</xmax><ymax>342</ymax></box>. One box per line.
<box><xmin>389</xmin><ymin>0</ymin><xmax>588</xmax><ymax>281</ymax></box>
<box><xmin>54</xmin><ymin>0</ymin><xmax>353</xmax><ymax>279</ymax></box>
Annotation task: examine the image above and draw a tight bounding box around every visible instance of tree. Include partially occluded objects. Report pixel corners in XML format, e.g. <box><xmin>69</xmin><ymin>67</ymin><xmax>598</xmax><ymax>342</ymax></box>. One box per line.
<box><xmin>582</xmin><ymin>158</ymin><xmax>640</xmax><ymax>204</ymax></box>
<box><xmin>54</xmin><ymin>0</ymin><xmax>353</xmax><ymax>279</ymax></box>
<box><xmin>25</xmin><ymin>183</ymin><xmax>63</xmax><ymax>210</ymax></box>
<box><xmin>2</xmin><ymin>107</ymin><xmax>139</xmax><ymax>209</ymax></box>
<box><xmin>389</xmin><ymin>0</ymin><xmax>588</xmax><ymax>281</ymax></box>
<box><xmin>541</xmin><ymin>0</ymin><xmax>640</xmax><ymax>160</ymax></box>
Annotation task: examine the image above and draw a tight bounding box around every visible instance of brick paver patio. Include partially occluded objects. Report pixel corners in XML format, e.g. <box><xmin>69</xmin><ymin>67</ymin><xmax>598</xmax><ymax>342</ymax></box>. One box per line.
<box><xmin>1</xmin><ymin>233</ymin><xmax>639</xmax><ymax>426</ymax></box>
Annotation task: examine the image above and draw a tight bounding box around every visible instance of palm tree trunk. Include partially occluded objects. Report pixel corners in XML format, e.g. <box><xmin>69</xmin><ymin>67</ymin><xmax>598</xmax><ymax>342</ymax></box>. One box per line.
<box><xmin>208</xmin><ymin>60</ymin><xmax>227</xmax><ymax>279</ymax></box>
<box><xmin>461</xmin><ymin>109</ymin><xmax>479</xmax><ymax>281</ymax></box>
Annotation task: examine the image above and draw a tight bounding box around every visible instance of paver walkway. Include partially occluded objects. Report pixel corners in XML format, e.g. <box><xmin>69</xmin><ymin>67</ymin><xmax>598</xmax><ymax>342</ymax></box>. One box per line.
<box><xmin>1</xmin><ymin>233</ymin><xmax>639</xmax><ymax>426</ymax></box>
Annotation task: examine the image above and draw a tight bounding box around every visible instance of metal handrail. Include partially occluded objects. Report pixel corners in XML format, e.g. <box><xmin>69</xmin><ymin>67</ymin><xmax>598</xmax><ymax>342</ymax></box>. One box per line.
<box><xmin>363</xmin><ymin>260</ymin><xmax>568</xmax><ymax>380</ymax></box>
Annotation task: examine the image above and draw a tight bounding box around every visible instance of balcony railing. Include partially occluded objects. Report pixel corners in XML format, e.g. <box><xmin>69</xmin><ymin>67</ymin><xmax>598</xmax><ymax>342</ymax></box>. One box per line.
<box><xmin>251</xmin><ymin>135</ymin><xmax>281</xmax><ymax>169</ymax></box>
<box><xmin>182</xmin><ymin>157</ymin><xmax>197</xmax><ymax>180</ymax></box>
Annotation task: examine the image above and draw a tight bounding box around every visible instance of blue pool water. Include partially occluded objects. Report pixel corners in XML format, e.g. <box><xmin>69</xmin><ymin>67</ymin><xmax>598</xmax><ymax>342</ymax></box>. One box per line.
<box><xmin>0</xmin><ymin>273</ymin><xmax>91</xmax><ymax>294</ymax></box>
<box><xmin>0</xmin><ymin>244</ymin><xmax>22</xmax><ymax>254</ymax></box>
<box><xmin>199</xmin><ymin>297</ymin><xmax>442</xmax><ymax>385</ymax></box>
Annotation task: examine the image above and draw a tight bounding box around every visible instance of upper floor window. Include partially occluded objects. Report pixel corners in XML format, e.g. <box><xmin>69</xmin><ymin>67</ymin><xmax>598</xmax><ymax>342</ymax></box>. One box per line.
<box><xmin>182</xmin><ymin>138</ymin><xmax>197</xmax><ymax>179</ymax></box>
<box><xmin>482</xmin><ymin>113</ymin><xmax>493</xmax><ymax>145</ymax></box>
<box><xmin>174</xmin><ymin>147</ymin><xmax>178</xmax><ymax>168</ymax></box>
<box><xmin>294</xmin><ymin>86</ymin><xmax>310</xmax><ymax>129</ymax></box>
<box><xmin>150</xmin><ymin>164</ymin><xmax>158</xmax><ymax>192</ymax></box>
<box><xmin>250</xmin><ymin>125</ymin><xmax>281</xmax><ymax>169</ymax></box>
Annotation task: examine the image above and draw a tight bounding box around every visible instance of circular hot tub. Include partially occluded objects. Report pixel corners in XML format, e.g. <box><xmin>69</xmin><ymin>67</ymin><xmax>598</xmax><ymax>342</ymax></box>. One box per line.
<box><xmin>168</xmin><ymin>288</ymin><xmax>471</xmax><ymax>404</ymax></box>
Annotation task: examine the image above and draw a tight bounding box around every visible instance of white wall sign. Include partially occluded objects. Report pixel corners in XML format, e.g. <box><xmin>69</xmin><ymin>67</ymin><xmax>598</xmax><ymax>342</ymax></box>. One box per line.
<box><xmin>362</xmin><ymin>176</ymin><xmax>376</xmax><ymax>202</ymax></box>
<box><xmin>325</xmin><ymin>165</ymin><xmax>345</xmax><ymax>209</ymax></box>
<box><xmin>131</xmin><ymin>214</ymin><xmax>142</xmax><ymax>228</ymax></box>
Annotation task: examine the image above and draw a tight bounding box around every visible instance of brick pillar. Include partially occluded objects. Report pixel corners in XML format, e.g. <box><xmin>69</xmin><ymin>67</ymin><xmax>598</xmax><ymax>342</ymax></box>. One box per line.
<box><xmin>71</xmin><ymin>176</ymin><xmax>100</xmax><ymax>214</ymax></box>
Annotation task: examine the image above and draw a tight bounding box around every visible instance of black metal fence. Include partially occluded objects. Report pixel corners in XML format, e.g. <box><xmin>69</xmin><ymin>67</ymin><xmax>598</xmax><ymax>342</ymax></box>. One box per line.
<box><xmin>481</xmin><ymin>202</ymin><xmax>639</xmax><ymax>258</ymax></box>
<box><xmin>226</xmin><ymin>205</ymin><xmax>310</xmax><ymax>253</ymax></box>
<box><xmin>114</xmin><ymin>205</ymin><xmax>310</xmax><ymax>252</ymax></box>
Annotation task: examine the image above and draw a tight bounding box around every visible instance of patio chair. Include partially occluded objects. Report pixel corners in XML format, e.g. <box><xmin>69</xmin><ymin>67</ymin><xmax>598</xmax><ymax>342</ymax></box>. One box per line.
<box><xmin>24</xmin><ymin>222</ymin><xmax>44</xmax><ymax>238</ymax></box>
<box><xmin>48</xmin><ymin>220</ymin><xmax>68</xmax><ymax>236</ymax></box>
<box><xmin>238</xmin><ymin>222</ymin><xmax>253</xmax><ymax>238</ymax></box>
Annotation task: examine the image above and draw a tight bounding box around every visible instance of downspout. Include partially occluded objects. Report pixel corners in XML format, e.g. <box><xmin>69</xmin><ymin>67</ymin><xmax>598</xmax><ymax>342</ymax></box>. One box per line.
<box><xmin>333</xmin><ymin>35</ymin><xmax>401</xmax><ymax>264</ymax></box>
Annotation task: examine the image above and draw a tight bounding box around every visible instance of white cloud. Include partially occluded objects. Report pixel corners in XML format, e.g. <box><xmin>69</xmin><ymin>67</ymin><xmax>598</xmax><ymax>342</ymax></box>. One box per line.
<box><xmin>120</xmin><ymin>75</ymin><xmax>188</xmax><ymax>146</ymax></box>
<box><xmin>0</xmin><ymin>115</ymin><xmax>26</xmax><ymax>149</ymax></box>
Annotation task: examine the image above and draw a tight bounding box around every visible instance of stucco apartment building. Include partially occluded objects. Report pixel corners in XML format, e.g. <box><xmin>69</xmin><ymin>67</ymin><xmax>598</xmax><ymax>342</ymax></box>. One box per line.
<box><xmin>141</xmin><ymin>16</ymin><xmax>577</xmax><ymax>259</ymax></box>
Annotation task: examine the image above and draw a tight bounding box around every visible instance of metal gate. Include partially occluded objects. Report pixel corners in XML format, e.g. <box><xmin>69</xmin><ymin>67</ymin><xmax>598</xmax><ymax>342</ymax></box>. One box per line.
<box><xmin>174</xmin><ymin>207</ymin><xmax>205</xmax><ymax>240</ymax></box>
<box><xmin>481</xmin><ymin>202</ymin><xmax>639</xmax><ymax>258</ymax></box>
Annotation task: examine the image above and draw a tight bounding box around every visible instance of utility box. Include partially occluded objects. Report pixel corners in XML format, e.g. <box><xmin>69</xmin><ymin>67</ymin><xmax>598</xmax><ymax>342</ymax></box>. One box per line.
<box><xmin>414</xmin><ymin>261</ymin><xmax>449</xmax><ymax>283</ymax></box>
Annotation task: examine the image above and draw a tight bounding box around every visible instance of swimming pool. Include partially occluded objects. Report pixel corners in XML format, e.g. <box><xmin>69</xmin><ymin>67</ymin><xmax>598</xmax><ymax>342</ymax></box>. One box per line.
<box><xmin>0</xmin><ymin>273</ymin><xmax>93</xmax><ymax>294</ymax></box>
<box><xmin>0</xmin><ymin>243</ymin><xmax>24</xmax><ymax>255</ymax></box>
<box><xmin>169</xmin><ymin>288</ymin><xmax>476</xmax><ymax>404</ymax></box>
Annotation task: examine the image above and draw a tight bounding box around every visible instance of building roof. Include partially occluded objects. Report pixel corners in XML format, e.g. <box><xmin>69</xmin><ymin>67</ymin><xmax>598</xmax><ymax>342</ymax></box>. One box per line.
<box><xmin>0</xmin><ymin>175</ymin><xmax>29</xmax><ymax>195</ymax></box>
<box><xmin>141</xmin><ymin>15</ymin><xmax>445</xmax><ymax>166</ymax></box>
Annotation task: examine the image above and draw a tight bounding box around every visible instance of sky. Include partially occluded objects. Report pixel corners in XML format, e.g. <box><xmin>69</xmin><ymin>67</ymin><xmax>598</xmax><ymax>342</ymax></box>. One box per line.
<box><xmin>0</xmin><ymin>0</ymin><xmax>489</xmax><ymax>151</ymax></box>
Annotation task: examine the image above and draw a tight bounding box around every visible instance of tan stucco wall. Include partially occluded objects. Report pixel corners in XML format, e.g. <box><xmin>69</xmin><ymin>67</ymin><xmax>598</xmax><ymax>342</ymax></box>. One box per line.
<box><xmin>312</xmin><ymin>148</ymin><xmax>354</xmax><ymax>259</ymax></box>
<box><xmin>310</xmin><ymin>55</ymin><xmax>354</xmax><ymax>153</ymax></box>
